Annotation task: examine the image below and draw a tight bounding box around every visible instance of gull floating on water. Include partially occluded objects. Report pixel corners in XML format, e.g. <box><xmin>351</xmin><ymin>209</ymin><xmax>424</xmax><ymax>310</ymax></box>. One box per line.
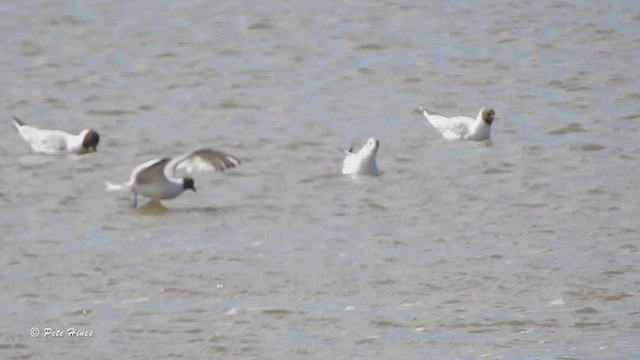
<box><xmin>341</xmin><ymin>137</ymin><xmax>380</xmax><ymax>176</ymax></box>
<box><xmin>105</xmin><ymin>148</ymin><xmax>240</xmax><ymax>207</ymax></box>
<box><xmin>12</xmin><ymin>116</ymin><xmax>100</xmax><ymax>154</ymax></box>
<box><xmin>418</xmin><ymin>105</ymin><xmax>496</xmax><ymax>141</ymax></box>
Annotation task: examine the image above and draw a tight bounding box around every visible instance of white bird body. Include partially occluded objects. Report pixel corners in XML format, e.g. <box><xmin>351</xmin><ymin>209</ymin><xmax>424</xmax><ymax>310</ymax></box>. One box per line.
<box><xmin>419</xmin><ymin>106</ymin><xmax>496</xmax><ymax>141</ymax></box>
<box><xmin>105</xmin><ymin>158</ymin><xmax>182</xmax><ymax>199</ymax></box>
<box><xmin>341</xmin><ymin>137</ymin><xmax>380</xmax><ymax>176</ymax></box>
<box><xmin>105</xmin><ymin>148</ymin><xmax>240</xmax><ymax>206</ymax></box>
<box><xmin>12</xmin><ymin>117</ymin><xmax>100</xmax><ymax>154</ymax></box>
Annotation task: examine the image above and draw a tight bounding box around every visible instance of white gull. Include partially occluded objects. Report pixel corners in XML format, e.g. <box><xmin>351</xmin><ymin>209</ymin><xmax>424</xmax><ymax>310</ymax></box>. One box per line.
<box><xmin>341</xmin><ymin>137</ymin><xmax>380</xmax><ymax>176</ymax></box>
<box><xmin>105</xmin><ymin>148</ymin><xmax>240</xmax><ymax>206</ymax></box>
<box><xmin>12</xmin><ymin>116</ymin><xmax>100</xmax><ymax>154</ymax></box>
<box><xmin>418</xmin><ymin>106</ymin><xmax>496</xmax><ymax>141</ymax></box>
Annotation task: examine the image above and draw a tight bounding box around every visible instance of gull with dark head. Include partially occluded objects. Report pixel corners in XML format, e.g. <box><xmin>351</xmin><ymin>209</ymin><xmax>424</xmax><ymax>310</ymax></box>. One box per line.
<box><xmin>12</xmin><ymin>116</ymin><xmax>100</xmax><ymax>154</ymax></box>
<box><xmin>105</xmin><ymin>148</ymin><xmax>240</xmax><ymax>207</ymax></box>
<box><xmin>418</xmin><ymin>105</ymin><xmax>497</xmax><ymax>141</ymax></box>
<box><xmin>341</xmin><ymin>137</ymin><xmax>380</xmax><ymax>176</ymax></box>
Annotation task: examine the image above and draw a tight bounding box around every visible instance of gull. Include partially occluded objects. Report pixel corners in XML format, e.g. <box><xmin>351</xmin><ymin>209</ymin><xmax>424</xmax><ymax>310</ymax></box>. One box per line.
<box><xmin>105</xmin><ymin>148</ymin><xmax>240</xmax><ymax>207</ymax></box>
<box><xmin>341</xmin><ymin>137</ymin><xmax>380</xmax><ymax>176</ymax></box>
<box><xmin>12</xmin><ymin>116</ymin><xmax>100</xmax><ymax>154</ymax></box>
<box><xmin>418</xmin><ymin>105</ymin><xmax>496</xmax><ymax>141</ymax></box>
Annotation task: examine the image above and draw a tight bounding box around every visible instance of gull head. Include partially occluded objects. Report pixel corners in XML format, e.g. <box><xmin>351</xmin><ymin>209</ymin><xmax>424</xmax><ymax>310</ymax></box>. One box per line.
<box><xmin>364</xmin><ymin>137</ymin><xmax>380</xmax><ymax>157</ymax></box>
<box><xmin>481</xmin><ymin>108</ymin><xmax>497</xmax><ymax>125</ymax></box>
<box><xmin>183</xmin><ymin>178</ymin><xmax>197</xmax><ymax>192</ymax></box>
<box><xmin>81</xmin><ymin>129</ymin><xmax>100</xmax><ymax>152</ymax></box>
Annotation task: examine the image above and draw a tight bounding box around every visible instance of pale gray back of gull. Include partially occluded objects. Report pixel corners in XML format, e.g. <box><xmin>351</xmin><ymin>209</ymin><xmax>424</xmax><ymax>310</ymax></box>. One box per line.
<box><xmin>105</xmin><ymin>148</ymin><xmax>240</xmax><ymax>206</ymax></box>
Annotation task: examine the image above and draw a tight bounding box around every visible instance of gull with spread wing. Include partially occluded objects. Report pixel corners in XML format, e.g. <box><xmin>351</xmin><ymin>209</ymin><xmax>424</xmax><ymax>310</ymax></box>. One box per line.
<box><xmin>105</xmin><ymin>148</ymin><xmax>240</xmax><ymax>206</ymax></box>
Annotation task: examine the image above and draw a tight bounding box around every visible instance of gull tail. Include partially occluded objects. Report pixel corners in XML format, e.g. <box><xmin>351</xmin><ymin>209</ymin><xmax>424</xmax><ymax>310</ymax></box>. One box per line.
<box><xmin>105</xmin><ymin>181</ymin><xmax>130</xmax><ymax>192</ymax></box>
<box><xmin>418</xmin><ymin>105</ymin><xmax>430</xmax><ymax>116</ymax></box>
<box><xmin>337</xmin><ymin>146</ymin><xmax>354</xmax><ymax>155</ymax></box>
<box><xmin>418</xmin><ymin>105</ymin><xmax>439</xmax><ymax>127</ymax></box>
<box><xmin>12</xmin><ymin>116</ymin><xmax>25</xmax><ymax>129</ymax></box>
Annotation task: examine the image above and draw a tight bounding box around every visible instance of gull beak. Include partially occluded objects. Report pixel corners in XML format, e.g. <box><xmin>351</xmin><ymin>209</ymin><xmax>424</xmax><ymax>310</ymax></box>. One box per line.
<box><xmin>191</xmin><ymin>187</ymin><xmax>197</xmax><ymax>193</ymax></box>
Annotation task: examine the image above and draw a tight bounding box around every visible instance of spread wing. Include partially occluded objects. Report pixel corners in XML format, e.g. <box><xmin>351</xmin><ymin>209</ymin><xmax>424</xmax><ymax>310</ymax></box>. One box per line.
<box><xmin>165</xmin><ymin>148</ymin><xmax>241</xmax><ymax>177</ymax></box>
<box><xmin>130</xmin><ymin>157</ymin><xmax>172</xmax><ymax>185</ymax></box>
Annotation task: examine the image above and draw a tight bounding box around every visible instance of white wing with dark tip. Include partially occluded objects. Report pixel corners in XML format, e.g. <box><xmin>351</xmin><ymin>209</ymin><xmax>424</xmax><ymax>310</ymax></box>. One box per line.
<box><xmin>165</xmin><ymin>148</ymin><xmax>241</xmax><ymax>178</ymax></box>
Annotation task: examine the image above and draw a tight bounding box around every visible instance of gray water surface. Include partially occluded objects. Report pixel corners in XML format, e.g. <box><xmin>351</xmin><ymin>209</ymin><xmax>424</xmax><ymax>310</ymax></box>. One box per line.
<box><xmin>1</xmin><ymin>1</ymin><xmax>639</xmax><ymax>359</ymax></box>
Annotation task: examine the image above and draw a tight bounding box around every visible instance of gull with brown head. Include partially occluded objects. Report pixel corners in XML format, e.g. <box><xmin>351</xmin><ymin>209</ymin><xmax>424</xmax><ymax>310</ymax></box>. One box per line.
<box><xmin>418</xmin><ymin>106</ymin><xmax>497</xmax><ymax>141</ymax></box>
<box><xmin>12</xmin><ymin>116</ymin><xmax>100</xmax><ymax>154</ymax></box>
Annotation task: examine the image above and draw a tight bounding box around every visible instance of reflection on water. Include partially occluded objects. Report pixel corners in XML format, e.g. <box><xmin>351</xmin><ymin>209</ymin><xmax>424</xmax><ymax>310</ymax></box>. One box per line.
<box><xmin>136</xmin><ymin>201</ymin><xmax>171</xmax><ymax>215</ymax></box>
